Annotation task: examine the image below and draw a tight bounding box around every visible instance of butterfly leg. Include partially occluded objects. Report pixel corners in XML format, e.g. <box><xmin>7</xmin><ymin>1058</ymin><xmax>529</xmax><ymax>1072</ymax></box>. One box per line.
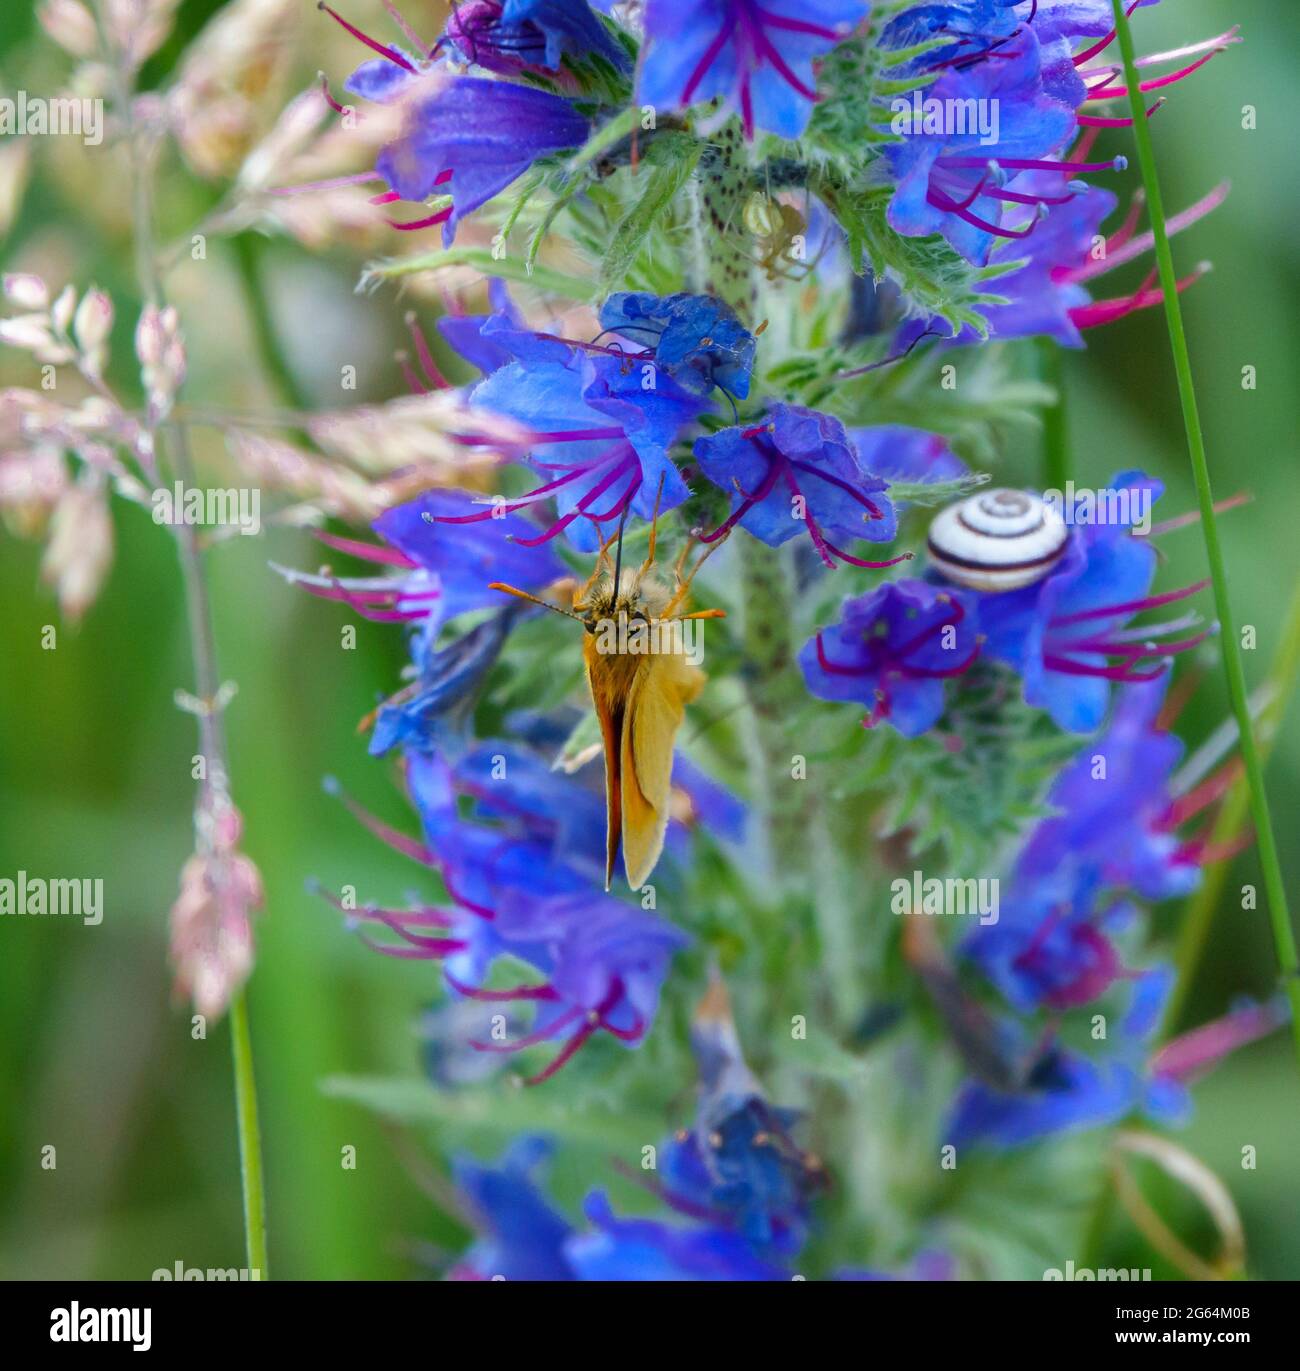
<box><xmin>662</xmin><ymin>530</ymin><xmax>731</xmax><ymax>618</ymax></box>
<box><xmin>636</xmin><ymin>472</ymin><xmax>668</xmax><ymax>576</ymax></box>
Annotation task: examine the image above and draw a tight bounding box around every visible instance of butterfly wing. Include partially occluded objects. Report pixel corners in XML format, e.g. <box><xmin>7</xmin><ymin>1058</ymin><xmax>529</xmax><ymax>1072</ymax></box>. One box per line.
<box><xmin>619</xmin><ymin>649</ymin><xmax>705</xmax><ymax>891</ymax></box>
<box><xmin>583</xmin><ymin>637</ymin><xmax>638</xmax><ymax>891</ymax></box>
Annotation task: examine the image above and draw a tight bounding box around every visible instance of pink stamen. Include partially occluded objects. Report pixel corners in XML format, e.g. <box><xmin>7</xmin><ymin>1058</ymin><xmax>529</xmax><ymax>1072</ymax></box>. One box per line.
<box><xmin>1051</xmin><ymin>580</ymin><xmax>1213</xmax><ymax>628</ymax></box>
<box><xmin>681</xmin><ymin>12</ymin><xmax>738</xmax><ymax>104</ymax></box>
<box><xmin>319</xmin><ymin>73</ymin><xmax>348</xmax><ymax>115</ymax></box>
<box><xmin>939</xmin><ymin>155</ymin><xmax>1125</xmax><ymax>174</ymax></box>
<box><xmin>388</xmin><ymin>207</ymin><xmax>453</xmax><ymax>231</ymax></box>
<box><xmin>311</xmin><ymin>530</ymin><xmax>418</xmax><ymax>567</ymax></box>
<box><xmin>1070</xmin><ymin>0</ymin><xmax>1143</xmax><ymax>67</ymax></box>
<box><xmin>406</xmin><ymin>313</ymin><xmax>450</xmax><ymax>388</ymax></box>
<box><xmin>318</xmin><ymin>2</ymin><xmax>416</xmax><ymax>71</ymax></box>
<box><xmin>327</xmin><ymin>782</ymin><xmax>435</xmax><ymax>865</ymax></box>
<box><xmin>1077</xmin><ymin>97</ymin><xmax>1164</xmax><ymax>128</ymax></box>
<box><xmin>1152</xmin><ymin>999</ymin><xmax>1287</xmax><ymax>1083</ymax></box>
<box><xmin>1071</xmin><ymin>264</ymin><xmax>1210</xmax><ymax>329</ymax></box>
<box><xmin>444</xmin><ymin>971</ymin><xmax>560</xmax><ymax>1003</ymax></box>
<box><xmin>1065</xmin><ymin>182</ymin><xmax>1229</xmax><ymax>284</ymax></box>
<box><xmin>1160</xmin><ymin>759</ymin><xmax>1243</xmax><ymax>831</ymax></box>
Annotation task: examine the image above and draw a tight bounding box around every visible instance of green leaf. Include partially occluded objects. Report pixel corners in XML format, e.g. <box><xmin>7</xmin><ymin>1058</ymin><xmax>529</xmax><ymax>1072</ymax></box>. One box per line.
<box><xmin>600</xmin><ymin>133</ymin><xmax>701</xmax><ymax>289</ymax></box>
<box><xmin>887</xmin><ymin>472</ymin><xmax>990</xmax><ymax>507</ymax></box>
<box><xmin>321</xmin><ymin>1075</ymin><xmax>657</xmax><ymax>1151</ymax></box>
<box><xmin>811</xmin><ymin>176</ymin><xmax>1012</xmax><ymax>337</ymax></box>
<box><xmin>362</xmin><ymin>247</ymin><xmax>595</xmax><ymax>301</ymax></box>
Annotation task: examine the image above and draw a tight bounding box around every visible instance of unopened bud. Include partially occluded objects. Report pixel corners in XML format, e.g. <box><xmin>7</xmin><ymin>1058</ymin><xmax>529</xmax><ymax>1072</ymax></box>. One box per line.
<box><xmin>3</xmin><ymin>273</ymin><xmax>49</xmax><ymax>311</ymax></box>
<box><xmin>37</xmin><ymin>0</ymin><xmax>100</xmax><ymax>58</ymax></box>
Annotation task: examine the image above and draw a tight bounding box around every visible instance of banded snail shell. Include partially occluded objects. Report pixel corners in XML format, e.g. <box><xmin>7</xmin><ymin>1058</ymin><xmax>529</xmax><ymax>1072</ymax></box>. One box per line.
<box><xmin>927</xmin><ymin>488</ymin><xmax>1068</xmax><ymax>593</ymax></box>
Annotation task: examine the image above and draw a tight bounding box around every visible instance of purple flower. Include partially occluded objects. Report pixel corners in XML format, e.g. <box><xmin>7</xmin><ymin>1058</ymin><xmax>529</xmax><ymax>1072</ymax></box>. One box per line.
<box><xmin>441</xmin><ymin>882</ymin><xmax>688</xmax><ymax>1084</ymax></box>
<box><xmin>274</xmin><ymin>491</ymin><xmax>562</xmax><ymax>651</ymax></box>
<box><xmin>883</xmin><ymin>27</ymin><xmax>1090</xmax><ymax>264</ymax></box>
<box><xmin>376</xmin><ymin>78</ymin><xmax>589</xmax><ymax>241</ymax></box>
<box><xmin>599</xmin><ymin>291</ymin><xmax>757</xmax><ymax>400</ymax></box>
<box><xmin>565</xmin><ymin>1192</ymin><xmax>788</xmax><ymax>1279</ymax></box>
<box><xmin>638</xmin><ymin>0</ymin><xmax>868</xmax><ymax>140</ymax></box>
<box><xmin>970</xmin><ymin>472</ymin><xmax>1213</xmax><ymax>733</ymax></box>
<box><xmin>657</xmin><ymin>977</ymin><xmax>823</xmax><ymax>1256</ymax></box>
<box><xmin>948</xmin><ymin>967</ymin><xmax>1189</xmax><ymax>1148</ymax></box>
<box><xmin>342</xmin><ymin>747</ymin><xmax>687</xmax><ymax>1084</ymax></box>
<box><xmin>892</xmin><ymin>178</ymin><xmax>1228</xmax><ymax>347</ymax></box>
<box><xmin>436</xmin><ymin>279</ymin><xmax>529</xmax><ymax>376</ymax></box>
<box><xmin>693</xmin><ymin>405</ymin><xmax>908</xmax><ymax>569</ymax></box>
<box><xmin>1014</xmin><ymin>676</ymin><xmax>1204</xmax><ymax>903</ymax></box>
<box><xmin>848</xmin><ymin>425</ymin><xmax>968</xmax><ymax>500</ymax></box>
<box><xmin>442</xmin><ymin>0</ymin><xmax>629</xmax><ymax>76</ymax></box>
<box><xmin>450</xmin><ymin>342</ymin><xmax>702</xmax><ymax>549</ymax></box>
<box><xmin>373</xmin><ymin>488</ymin><xmax>565</xmax><ymax>621</ymax></box>
<box><xmin>450</xmin><ymin>1137</ymin><xmax>577</xmax><ymax>1280</ymax></box>
<box><xmin>367</xmin><ymin>602</ymin><xmax>533</xmax><ymax>756</ymax></box>
<box><xmin>966</xmin><ymin>872</ymin><xmax>1137</xmax><ymax>1012</ymax></box>
<box><xmin>799</xmin><ymin>579</ymin><xmax>981</xmax><ymax>736</ymax></box>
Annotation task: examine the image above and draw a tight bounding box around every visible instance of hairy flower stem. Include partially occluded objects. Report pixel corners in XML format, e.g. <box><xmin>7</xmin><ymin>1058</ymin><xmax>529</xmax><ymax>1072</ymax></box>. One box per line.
<box><xmin>700</xmin><ymin>120</ymin><xmax>757</xmax><ymax>322</ymax></box>
<box><xmin>1110</xmin><ymin>0</ymin><xmax>1300</xmax><ymax>1071</ymax></box>
<box><xmin>95</xmin><ymin>0</ymin><xmax>269</xmax><ymax>1276</ymax></box>
<box><xmin>737</xmin><ymin>538</ymin><xmax>810</xmax><ymax>893</ymax></box>
<box><xmin>1164</xmin><ymin>578</ymin><xmax>1300</xmax><ymax>1035</ymax></box>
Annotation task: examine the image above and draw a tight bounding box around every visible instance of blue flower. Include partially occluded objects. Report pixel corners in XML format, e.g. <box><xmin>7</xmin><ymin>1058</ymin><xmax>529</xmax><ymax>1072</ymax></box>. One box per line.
<box><xmin>638</xmin><ymin>0</ymin><xmax>868</xmax><ymax>140</ymax></box>
<box><xmin>376</xmin><ymin>78</ymin><xmax>589</xmax><ymax>242</ymax></box>
<box><xmin>372</xmin><ymin>488</ymin><xmax>565</xmax><ymax>621</ymax></box>
<box><xmin>456</xmin><ymin>343</ymin><xmax>702</xmax><ymax>549</ymax></box>
<box><xmin>565</xmin><ymin>1192</ymin><xmax>788</xmax><ymax>1279</ymax></box>
<box><xmin>948</xmin><ymin>967</ymin><xmax>1189</xmax><ymax>1148</ymax></box>
<box><xmin>657</xmin><ymin>977</ymin><xmax>823</xmax><ymax>1257</ymax></box>
<box><xmin>964</xmin><ymin>871</ymin><xmax>1137</xmax><ymax>1013</ymax></box>
<box><xmin>368</xmin><ymin>602</ymin><xmax>533</xmax><ymax>757</ymax></box>
<box><xmin>1014</xmin><ymin>676</ymin><xmax>1203</xmax><ymax>902</ymax></box>
<box><xmin>799</xmin><ymin>578</ymin><xmax>981</xmax><ymax>735</ymax></box>
<box><xmin>883</xmin><ymin>26</ymin><xmax>1094</xmax><ymax>264</ymax></box>
<box><xmin>442</xmin><ymin>0</ymin><xmax>629</xmax><ymax>76</ymax></box>
<box><xmin>498</xmin><ymin>0</ymin><xmax>629</xmax><ymax>71</ymax></box>
<box><xmin>694</xmin><ymin>405</ymin><xmax>907</xmax><ymax>569</ymax></box>
<box><xmin>451</xmin><ymin>1137</ymin><xmax>578</xmax><ymax>1279</ymax></box>
<box><xmin>970</xmin><ymin>472</ymin><xmax>1212</xmax><ymax>733</ymax></box>
<box><xmin>598</xmin><ymin>292</ymin><xmax>757</xmax><ymax>400</ymax></box>
<box><xmin>436</xmin><ymin>278</ymin><xmax>530</xmax><ymax>376</ymax></box>
<box><xmin>849</xmin><ymin>425</ymin><xmax>968</xmax><ymax>500</ymax></box>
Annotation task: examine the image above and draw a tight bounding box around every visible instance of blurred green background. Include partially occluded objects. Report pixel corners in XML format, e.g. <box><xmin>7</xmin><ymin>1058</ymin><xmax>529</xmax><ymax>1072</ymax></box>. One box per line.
<box><xmin>1</xmin><ymin>0</ymin><xmax>1296</xmax><ymax>1279</ymax></box>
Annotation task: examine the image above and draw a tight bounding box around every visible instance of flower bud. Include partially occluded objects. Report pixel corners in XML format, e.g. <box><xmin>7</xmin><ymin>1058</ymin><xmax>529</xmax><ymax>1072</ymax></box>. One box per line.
<box><xmin>37</xmin><ymin>0</ymin><xmax>99</xmax><ymax>58</ymax></box>
<box><xmin>73</xmin><ymin>287</ymin><xmax>114</xmax><ymax>355</ymax></box>
<box><xmin>3</xmin><ymin>273</ymin><xmax>49</xmax><ymax>311</ymax></box>
<box><xmin>41</xmin><ymin>477</ymin><xmax>114</xmax><ymax>619</ymax></box>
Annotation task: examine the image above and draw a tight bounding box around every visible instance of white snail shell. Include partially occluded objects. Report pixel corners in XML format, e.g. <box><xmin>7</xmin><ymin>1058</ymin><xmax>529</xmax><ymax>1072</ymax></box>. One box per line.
<box><xmin>927</xmin><ymin>488</ymin><xmax>1068</xmax><ymax>593</ymax></box>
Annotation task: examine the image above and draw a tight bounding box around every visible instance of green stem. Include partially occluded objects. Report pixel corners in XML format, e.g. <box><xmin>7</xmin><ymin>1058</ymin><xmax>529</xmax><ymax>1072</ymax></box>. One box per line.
<box><xmin>93</xmin><ymin>0</ymin><xmax>273</xmax><ymax>1276</ymax></box>
<box><xmin>1036</xmin><ymin>338</ymin><xmax>1070</xmax><ymax>490</ymax></box>
<box><xmin>737</xmin><ymin>537</ymin><xmax>807</xmax><ymax>886</ymax></box>
<box><xmin>229</xmin><ymin>989</ymin><xmax>269</xmax><ymax>1276</ymax></box>
<box><xmin>1109</xmin><ymin>0</ymin><xmax>1300</xmax><ymax>1070</ymax></box>
<box><xmin>231</xmin><ymin>233</ymin><xmax>313</xmax><ymax>415</ymax></box>
<box><xmin>1164</xmin><ymin>579</ymin><xmax>1300</xmax><ymax>1034</ymax></box>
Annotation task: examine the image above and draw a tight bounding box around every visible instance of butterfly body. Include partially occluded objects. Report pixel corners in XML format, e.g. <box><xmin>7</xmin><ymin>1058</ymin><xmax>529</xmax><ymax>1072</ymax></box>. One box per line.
<box><xmin>576</xmin><ymin>567</ymin><xmax>706</xmax><ymax>891</ymax></box>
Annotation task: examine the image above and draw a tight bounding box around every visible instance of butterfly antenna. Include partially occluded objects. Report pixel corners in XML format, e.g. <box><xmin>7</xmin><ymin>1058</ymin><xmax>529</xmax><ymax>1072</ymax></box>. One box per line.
<box><xmin>611</xmin><ymin>496</ymin><xmax>632</xmax><ymax>595</ymax></box>
<box><xmin>489</xmin><ymin>582</ymin><xmax>583</xmax><ymax>621</ymax></box>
